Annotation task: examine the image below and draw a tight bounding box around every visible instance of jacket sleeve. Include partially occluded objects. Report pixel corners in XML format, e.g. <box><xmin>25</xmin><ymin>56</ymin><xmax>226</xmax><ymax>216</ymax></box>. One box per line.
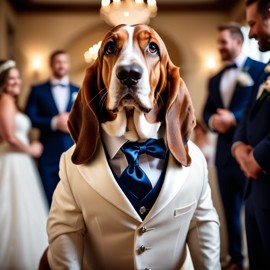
<box><xmin>187</xmin><ymin>146</ymin><xmax>221</xmax><ymax>270</ymax></box>
<box><xmin>47</xmin><ymin>152</ymin><xmax>85</xmax><ymax>269</ymax></box>
<box><xmin>253</xmin><ymin>134</ymin><xmax>270</xmax><ymax>174</ymax></box>
<box><xmin>25</xmin><ymin>86</ymin><xmax>54</xmax><ymax>131</ymax></box>
<box><xmin>232</xmin><ymin>104</ymin><xmax>249</xmax><ymax>145</ymax></box>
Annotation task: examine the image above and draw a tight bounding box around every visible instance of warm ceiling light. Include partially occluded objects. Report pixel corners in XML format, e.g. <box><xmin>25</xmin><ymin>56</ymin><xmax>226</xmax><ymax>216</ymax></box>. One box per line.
<box><xmin>32</xmin><ymin>57</ymin><xmax>42</xmax><ymax>70</ymax></box>
<box><xmin>206</xmin><ymin>56</ymin><xmax>216</xmax><ymax>70</ymax></box>
<box><xmin>100</xmin><ymin>0</ymin><xmax>157</xmax><ymax>26</ymax></box>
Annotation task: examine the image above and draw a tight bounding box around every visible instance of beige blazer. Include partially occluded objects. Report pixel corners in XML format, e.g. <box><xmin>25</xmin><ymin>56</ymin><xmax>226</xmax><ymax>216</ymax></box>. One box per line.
<box><xmin>47</xmin><ymin>140</ymin><xmax>220</xmax><ymax>270</ymax></box>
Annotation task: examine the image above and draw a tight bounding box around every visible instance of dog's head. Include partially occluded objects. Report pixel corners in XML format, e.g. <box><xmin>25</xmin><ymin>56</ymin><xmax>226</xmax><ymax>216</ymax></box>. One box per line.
<box><xmin>68</xmin><ymin>24</ymin><xmax>195</xmax><ymax>166</ymax></box>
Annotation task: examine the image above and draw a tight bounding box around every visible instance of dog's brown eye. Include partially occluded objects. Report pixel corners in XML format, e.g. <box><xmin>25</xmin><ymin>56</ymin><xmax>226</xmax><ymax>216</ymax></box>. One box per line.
<box><xmin>104</xmin><ymin>41</ymin><xmax>117</xmax><ymax>55</ymax></box>
<box><xmin>147</xmin><ymin>42</ymin><xmax>159</xmax><ymax>55</ymax></box>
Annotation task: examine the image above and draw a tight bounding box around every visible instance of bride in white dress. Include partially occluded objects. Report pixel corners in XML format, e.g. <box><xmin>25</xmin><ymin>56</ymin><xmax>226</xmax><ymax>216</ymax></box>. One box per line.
<box><xmin>0</xmin><ymin>60</ymin><xmax>48</xmax><ymax>269</ymax></box>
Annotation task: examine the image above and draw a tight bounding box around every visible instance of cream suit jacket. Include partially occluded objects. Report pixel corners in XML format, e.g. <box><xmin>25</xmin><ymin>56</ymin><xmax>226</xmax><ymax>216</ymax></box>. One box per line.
<box><xmin>47</xmin><ymin>140</ymin><xmax>220</xmax><ymax>270</ymax></box>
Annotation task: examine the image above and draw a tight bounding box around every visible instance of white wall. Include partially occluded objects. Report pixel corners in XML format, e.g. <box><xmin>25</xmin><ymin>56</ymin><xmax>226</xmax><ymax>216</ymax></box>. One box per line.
<box><xmin>15</xmin><ymin>11</ymin><xmax>230</xmax><ymax>113</ymax></box>
<box><xmin>0</xmin><ymin>0</ymin><xmax>17</xmax><ymax>58</ymax></box>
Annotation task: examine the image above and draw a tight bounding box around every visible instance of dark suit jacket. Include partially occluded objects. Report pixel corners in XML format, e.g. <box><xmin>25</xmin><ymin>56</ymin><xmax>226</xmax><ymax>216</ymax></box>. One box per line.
<box><xmin>25</xmin><ymin>80</ymin><xmax>80</xmax><ymax>165</ymax></box>
<box><xmin>203</xmin><ymin>57</ymin><xmax>265</xmax><ymax>167</ymax></box>
<box><xmin>233</xmin><ymin>67</ymin><xmax>270</xmax><ymax>206</ymax></box>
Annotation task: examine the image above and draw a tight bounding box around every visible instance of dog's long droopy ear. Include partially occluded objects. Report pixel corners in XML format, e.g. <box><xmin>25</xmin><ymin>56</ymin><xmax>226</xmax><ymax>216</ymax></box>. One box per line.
<box><xmin>68</xmin><ymin>61</ymin><xmax>100</xmax><ymax>165</ymax></box>
<box><xmin>165</xmin><ymin>61</ymin><xmax>196</xmax><ymax>167</ymax></box>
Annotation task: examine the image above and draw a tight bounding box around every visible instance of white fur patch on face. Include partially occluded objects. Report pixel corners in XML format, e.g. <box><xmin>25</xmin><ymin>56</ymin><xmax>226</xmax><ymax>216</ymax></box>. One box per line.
<box><xmin>107</xmin><ymin>25</ymin><xmax>152</xmax><ymax>111</ymax></box>
<box><xmin>101</xmin><ymin>110</ymin><xmax>127</xmax><ymax>137</ymax></box>
<box><xmin>102</xmin><ymin>25</ymin><xmax>161</xmax><ymax>141</ymax></box>
<box><xmin>133</xmin><ymin>109</ymin><xmax>161</xmax><ymax>139</ymax></box>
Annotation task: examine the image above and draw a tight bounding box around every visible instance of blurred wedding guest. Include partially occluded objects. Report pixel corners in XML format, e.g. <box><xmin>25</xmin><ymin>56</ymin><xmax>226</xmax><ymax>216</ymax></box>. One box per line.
<box><xmin>233</xmin><ymin>0</ymin><xmax>270</xmax><ymax>269</ymax></box>
<box><xmin>203</xmin><ymin>22</ymin><xmax>265</xmax><ymax>270</ymax></box>
<box><xmin>0</xmin><ymin>59</ymin><xmax>48</xmax><ymax>269</ymax></box>
<box><xmin>192</xmin><ymin>120</ymin><xmax>215</xmax><ymax>164</ymax></box>
<box><xmin>192</xmin><ymin>121</ymin><xmax>230</xmax><ymax>266</ymax></box>
<box><xmin>25</xmin><ymin>50</ymin><xmax>79</xmax><ymax>207</ymax></box>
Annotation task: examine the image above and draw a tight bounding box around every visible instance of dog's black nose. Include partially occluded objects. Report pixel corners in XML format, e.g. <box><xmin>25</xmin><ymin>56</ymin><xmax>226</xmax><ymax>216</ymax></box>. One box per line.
<box><xmin>116</xmin><ymin>64</ymin><xmax>143</xmax><ymax>87</ymax></box>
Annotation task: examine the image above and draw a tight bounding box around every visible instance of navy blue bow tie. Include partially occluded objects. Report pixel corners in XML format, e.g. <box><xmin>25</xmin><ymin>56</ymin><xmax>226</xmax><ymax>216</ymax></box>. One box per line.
<box><xmin>54</xmin><ymin>83</ymin><xmax>67</xmax><ymax>87</ymax></box>
<box><xmin>119</xmin><ymin>138</ymin><xmax>167</xmax><ymax>200</ymax></box>
<box><xmin>52</xmin><ymin>83</ymin><xmax>67</xmax><ymax>88</ymax></box>
<box><xmin>224</xmin><ymin>62</ymin><xmax>237</xmax><ymax>71</ymax></box>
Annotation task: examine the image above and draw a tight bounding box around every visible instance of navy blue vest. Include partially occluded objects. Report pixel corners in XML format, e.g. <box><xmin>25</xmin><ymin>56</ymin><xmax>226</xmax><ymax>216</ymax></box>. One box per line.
<box><xmin>112</xmin><ymin>155</ymin><xmax>169</xmax><ymax>220</ymax></box>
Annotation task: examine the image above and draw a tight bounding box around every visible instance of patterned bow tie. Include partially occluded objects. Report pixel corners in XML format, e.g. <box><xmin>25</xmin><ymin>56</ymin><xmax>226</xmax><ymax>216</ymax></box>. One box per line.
<box><xmin>119</xmin><ymin>138</ymin><xmax>167</xmax><ymax>200</ymax></box>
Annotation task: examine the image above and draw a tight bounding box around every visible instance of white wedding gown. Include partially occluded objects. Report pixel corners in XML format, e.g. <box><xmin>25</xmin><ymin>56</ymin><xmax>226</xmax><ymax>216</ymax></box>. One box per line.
<box><xmin>0</xmin><ymin>113</ymin><xmax>48</xmax><ymax>270</ymax></box>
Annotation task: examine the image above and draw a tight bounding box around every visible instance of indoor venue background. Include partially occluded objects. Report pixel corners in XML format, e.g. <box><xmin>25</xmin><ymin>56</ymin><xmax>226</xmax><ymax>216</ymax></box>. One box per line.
<box><xmin>0</xmin><ymin>0</ymin><xmax>249</xmax><ymax>116</ymax></box>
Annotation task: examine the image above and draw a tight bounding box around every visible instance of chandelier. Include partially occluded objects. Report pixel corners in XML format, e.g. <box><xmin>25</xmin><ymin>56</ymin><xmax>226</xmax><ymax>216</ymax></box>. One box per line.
<box><xmin>100</xmin><ymin>0</ymin><xmax>157</xmax><ymax>26</ymax></box>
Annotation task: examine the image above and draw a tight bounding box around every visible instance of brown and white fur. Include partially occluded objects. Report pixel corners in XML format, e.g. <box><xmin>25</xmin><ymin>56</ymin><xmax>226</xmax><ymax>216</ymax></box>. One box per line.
<box><xmin>40</xmin><ymin>25</ymin><xmax>221</xmax><ymax>270</ymax></box>
<box><xmin>68</xmin><ymin>24</ymin><xmax>196</xmax><ymax>167</ymax></box>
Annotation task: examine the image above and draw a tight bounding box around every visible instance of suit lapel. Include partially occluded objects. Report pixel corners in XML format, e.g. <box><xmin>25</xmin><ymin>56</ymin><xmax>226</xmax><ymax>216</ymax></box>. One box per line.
<box><xmin>213</xmin><ymin>73</ymin><xmax>225</xmax><ymax>108</ymax></box>
<box><xmin>242</xmin><ymin>57</ymin><xmax>252</xmax><ymax>72</ymax></box>
<box><xmin>76</xmin><ymin>140</ymin><xmax>191</xmax><ymax>223</ymax></box>
<box><xmin>228</xmin><ymin>58</ymin><xmax>251</xmax><ymax>109</ymax></box>
<box><xmin>66</xmin><ymin>85</ymin><xmax>78</xmax><ymax>112</ymax></box>
<box><xmin>144</xmin><ymin>154</ymin><xmax>190</xmax><ymax>222</ymax></box>
<box><xmin>76</xmin><ymin>140</ymin><xmax>141</xmax><ymax>221</ymax></box>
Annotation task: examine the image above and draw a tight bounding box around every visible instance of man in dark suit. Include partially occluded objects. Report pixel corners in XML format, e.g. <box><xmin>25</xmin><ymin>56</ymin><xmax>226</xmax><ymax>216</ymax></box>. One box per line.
<box><xmin>203</xmin><ymin>22</ymin><xmax>265</xmax><ymax>270</ymax></box>
<box><xmin>26</xmin><ymin>50</ymin><xmax>79</xmax><ymax>207</ymax></box>
<box><xmin>233</xmin><ymin>1</ymin><xmax>270</xmax><ymax>269</ymax></box>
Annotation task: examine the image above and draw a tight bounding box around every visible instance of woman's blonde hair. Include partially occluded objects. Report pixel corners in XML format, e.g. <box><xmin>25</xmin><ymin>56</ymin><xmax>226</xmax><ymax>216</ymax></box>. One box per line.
<box><xmin>0</xmin><ymin>60</ymin><xmax>16</xmax><ymax>95</ymax></box>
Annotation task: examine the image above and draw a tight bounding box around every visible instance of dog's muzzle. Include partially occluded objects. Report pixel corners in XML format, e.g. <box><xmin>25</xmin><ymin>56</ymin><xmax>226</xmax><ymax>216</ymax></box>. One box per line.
<box><xmin>116</xmin><ymin>64</ymin><xmax>143</xmax><ymax>87</ymax></box>
<box><xmin>112</xmin><ymin>64</ymin><xmax>151</xmax><ymax>113</ymax></box>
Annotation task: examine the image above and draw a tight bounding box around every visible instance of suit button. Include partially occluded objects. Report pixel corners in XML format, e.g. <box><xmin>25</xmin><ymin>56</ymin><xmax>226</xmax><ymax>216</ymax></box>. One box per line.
<box><xmin>139</xmin><ymin>206</ymin><xmax>147</xmax><ymax>214</ymax></box>
<box><xmin>140</xmin><ymin>245</ymin><xmax>146</xmax><ymax>252</ymax></box>
<box><xmin>140</xmin><ymin>227</ymin><xmax>147</xmax><ymax>233</ymax></box>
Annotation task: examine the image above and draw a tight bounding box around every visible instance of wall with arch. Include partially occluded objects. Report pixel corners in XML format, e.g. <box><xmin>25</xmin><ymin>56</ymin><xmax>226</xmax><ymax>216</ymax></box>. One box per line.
<box><xmin>15</xmin><ymin>11</ymin><xmax>229</xmax><ymax>114</ymax></box>
<box><xmin>1</xmin><ymin>0</ymin><xmax>246</xmax><ymax>117</ymax></box>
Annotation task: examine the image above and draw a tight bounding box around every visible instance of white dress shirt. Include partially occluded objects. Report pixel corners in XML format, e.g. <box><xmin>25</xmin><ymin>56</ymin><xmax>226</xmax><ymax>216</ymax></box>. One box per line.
<box><xmin>220</xmin><ymin>52</ymin><xmax>247</xmax><ymax>108</ymax></box>
<box><xmin>51</xmin><ymin>75</ymin><xmax>70</xmax><ymax>113</ymax></box>
<box><xmin>101</xmin><ymin>127</ymin><xmax>167</xmax><ymax>188</ymax></box>
<box><xmin>50</xmin><ymin>76</ymin><xmax>70</xmax><ymax>130</ymax></box>
<box><xmin>208</xmin><ymin>53</ymin><xmax>247</xmax><ymax>130</ymax></box>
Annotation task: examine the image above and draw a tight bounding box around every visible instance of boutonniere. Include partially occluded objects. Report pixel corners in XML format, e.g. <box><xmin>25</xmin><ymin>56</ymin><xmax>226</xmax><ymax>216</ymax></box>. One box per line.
<box><xmin>237</xmin><ymin>67</ymin><xmax>254</xmax><ymax>87</ymax></box>
<box><xmin>257</xmin><ymin>64</ymin><xmax>270</xmax><ymax>101</ymax></box>
<box><xmin>72</xmin><ymin>92</ymin><xmax>78</xmax><ymax>102</ymax></box>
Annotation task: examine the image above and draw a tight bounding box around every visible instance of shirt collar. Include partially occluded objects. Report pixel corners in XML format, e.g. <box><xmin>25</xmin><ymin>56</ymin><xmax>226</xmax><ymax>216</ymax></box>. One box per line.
<box><xmin>225</xmin><ymin>52</ymin><xmax>247</xmax><ymax>70</ymax></box>
<box><xmin>51</xmin><ymin>75</ymin><xmax>69</xmax><ymax>86</ymax></box>
<box><xmin>234</xmin><ymin>52</ymin><xmax>247</xmax><ymax>69</ymax></box>
<box><xmin>101</xmin><ymin>124</ymin><xmax>167</xmax><ymax>160</ymax></box>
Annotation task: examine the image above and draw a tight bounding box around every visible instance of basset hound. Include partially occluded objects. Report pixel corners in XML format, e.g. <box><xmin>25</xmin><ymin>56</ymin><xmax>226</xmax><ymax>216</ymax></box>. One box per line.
<box><xmin>68</xmin><ymin>24</ymin><xmax>196</xmax><ymax>167</ymax></box>
<box><xmin>40</xmin><ymin>25</ymin><xmax>221</xmax><ymax>270</ymax></box>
